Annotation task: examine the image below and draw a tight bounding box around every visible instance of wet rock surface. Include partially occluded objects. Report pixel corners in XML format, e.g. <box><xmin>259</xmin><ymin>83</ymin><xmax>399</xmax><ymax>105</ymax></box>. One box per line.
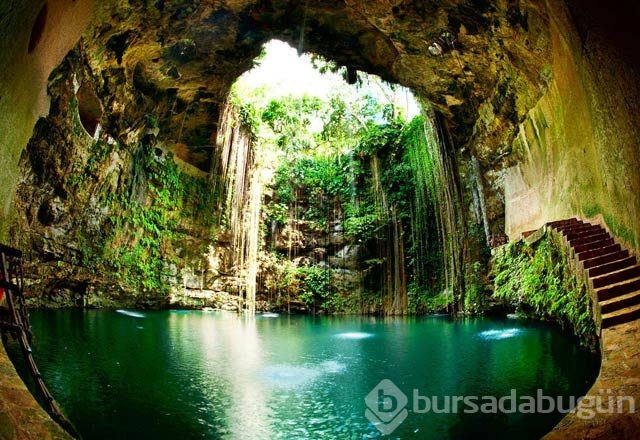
<box><xmin>544</xmin><ymin>320</ymin><xmax>640</xmax><ymax>439</ymax></box>
<box><xmin>0</xmin><ymin>344</ymin><xmax>71</xmax><ymax>440</ymax></box>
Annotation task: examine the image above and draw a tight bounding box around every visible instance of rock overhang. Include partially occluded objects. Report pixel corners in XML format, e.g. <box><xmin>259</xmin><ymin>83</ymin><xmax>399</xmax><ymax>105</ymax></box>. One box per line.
<box><xmin>84</xmin><ymin>0</ymin><xmax>552</xmax><ymax>171</ymax></box>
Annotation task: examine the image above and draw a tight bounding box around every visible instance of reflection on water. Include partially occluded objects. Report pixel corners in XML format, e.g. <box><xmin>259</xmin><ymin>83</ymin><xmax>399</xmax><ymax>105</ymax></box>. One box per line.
<box><xmin>259</xmin><ymin>360</ymin><xmax>348</xmax><ymax>389</ymax></box>
<box><xmin>6</xmin><ymin>310</ymin><xmax>600</xmax><ymax>439</ymax></box>
<box><xmin>260</xmin><ymin>365</ymin><xmax>321</xmax><ymax>388</ymax></box>
<box><xmin>115</xmin><ymin>309</ymin><xmax>145</xmax><ymax>318</ymax></box>
<box><xmin>334</xmin><ymin>331</ymin><xmax>374</xmax><ymax>339</ymax></box>
<box><xmin>478</xmin><ymin>328</ymin><xmax>523</xmax><ymax>340</ymax></box>
<box><xmin>320</xmin><ymin>360</ymin><xmax>347</xmax><ymax>374</ymax></box>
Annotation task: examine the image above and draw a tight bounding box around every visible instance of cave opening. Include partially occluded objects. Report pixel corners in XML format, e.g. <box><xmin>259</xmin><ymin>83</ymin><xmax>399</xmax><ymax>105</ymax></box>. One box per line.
<box><xmin>222</xmin><ymin>38</ymin><xmax>438</xmax><ymax>317</ymax></box>
<box><xmin>76</xmin><ymin>80</ymin><xmax>103</xmax><ymax>138</ymax></box>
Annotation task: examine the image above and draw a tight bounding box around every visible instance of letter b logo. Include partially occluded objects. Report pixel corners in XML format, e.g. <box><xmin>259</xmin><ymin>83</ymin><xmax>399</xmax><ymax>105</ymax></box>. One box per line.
<box><xmin>378</xmin><ymin>388</ymin><xmax>398</xmax><ymax>413</ymax></box>
<box><xmin>365</xmin><ymin>379</ymin><xmax>408</xmax><ymax>435</ymax></box>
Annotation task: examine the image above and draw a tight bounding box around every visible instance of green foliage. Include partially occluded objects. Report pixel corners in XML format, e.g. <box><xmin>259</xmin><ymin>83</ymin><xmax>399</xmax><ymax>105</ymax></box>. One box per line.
<box><xmin>309</xmin><ymin>53</ymin><xmax>340</xmax><ymax>75</ymax></box>
<box><xmin>271</xmin><ymin>163</ymin><xmax>295</xmax><ymax>205</ymax></box>
<box><xmin>465</xmin><ymin>261</ymin><xmax>488</xmax><ymax>314</ymax></box>
<box><xmin>408</xmin><ymin>282</ymin><xmax>452</xmax><ymax>314</ymax></box>
<box><xmin>343</xmin><ymin>212</ymin><xmax>383</xmax><ymax>242</ymax></box>
<box><xmin>356</xmin><ymin>121</ymin><xmax>415</xmax><ymax>218</ymax></box>
<box><xmin>74</xmin><ymin>142</ymin><xmax>218</xmax><ymax>299</ymax></box>
<box><xmin>145</xmin><ymin>114</ymin><xmax>159</xmax><ymax>129</ymax></box>
<box><xmin>298</xmin><ymin>266</ymin><xmax>333</xmax><ymax>313</ymax></box>
<box><xmin>261</xmin><ymin>95</ymin><xmax>323</xmax><ymax>152</ymax></box>
<box><xmin>269</xmin><ymin>153</ymin><xmax>352</xmax><ymax>226</ymax></box>
<box><xmin>260</xmin><ymin>253</ymin><xmax>344</xmax><ymax>314</ymax></box>
<box><xmin>356</xmin><ymin>122</ymin><xmax>403</xmax><ymax>157</ymax></box>
<box><xmin>263</xmin><ymin>114</ymin><xmax>450</xmax><ymax>315</ymax></box>
<box><xmin>265</xmin><ymin>202</ymin><xmax>289</xmax><ymax>227</ymax></box>
<box><xmin>403</xmin><ymin>116</ymin><xmax>446</xmax><ymax>301</ymax></box>
<box><xmin>232</xmin><ymin>69</ymin><xmax>449</xmax><ymax>315</ymax></box>
<box><xmin>230</xmin><ymin>97</ymin><xmax>262</xmax><ymax>141</ymax></box>
<box><xmin>492</xmin><ymin>234</ymin><xmax>597</xmax><ymax>345</ymax></box>
<box><xmin>464</xmin><ymin>222</ymin><xmax>492</xmax><ymax>314</ymax></box>
<box><xmin>66</xmin><ymin>139</ymin><xmax>116</xmax><ymax>188</ymax></box>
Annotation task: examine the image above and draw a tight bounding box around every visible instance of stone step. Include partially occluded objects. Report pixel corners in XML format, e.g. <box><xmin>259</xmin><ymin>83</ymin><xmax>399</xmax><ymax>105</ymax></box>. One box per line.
<box><xmin>565</xmin><ymin>228</ymin><xmax>607</xmax><ymax>242</ymax></box>
<box><xmin>601</xmin><ymin>302</ymin><xmax>640</xmax><ymax>329</ymax></box>
<box><xmin>573</xmin><ymin>237</ymin><xmax>615</xmax><ymax>255</ymax></box>
<box><xmin>592</xmin><ymin>265</ymin><xmax>640</xmax><ymax>289</ymax></box>
<box><xmin>517</xmin><ymin>218</ymin><xmax>640</xmax><ymax>328</ymax></box>
<box><xmin>577</xmin><ymin>243</ymin><xmax>622</xmax><ymax>261</ymax></box>
<box><xmin>568</xmin><ymin>232</ymin><xmax>610</xmax><ymax>247</ymax></box>
<box><xmin>597</xmin><ymin>276</ymin><xmax>640</xmax><ymax>302</ymax></box>
<box><xmin>600</xmin><ymin>287</ymin><xmax>640</xmax><ymax>314</ymax></box>
<box><xmin>561</xmin><ymin>221</ymin><xmax>594</xmax><ymax>231</ymax></box>
<box><xmin>564</xmin><ymin>225</ymin><xmax>604</xmax><ymax>239</ymax></box>
<box><xmin>588</xmin><ymin>256</ymin><xmax>638</xmax><ymax>278</ymax></box>
<box><xmin>583</xmin><ymin>249</ymin><xmax>630</xmax><ymax>269</ymax></box>
<box><xmin>548</xmin><ymin>217</ymin><xmax>579</xmax><ymax>225</ymax></box>
<box><xmin>555</xmin><ymin>225</ymin><xmax>586</xmax><ymax>234</ymax></box>
<box><xmin>548</xmin><ymin>218</ymin><xmax>582</xmax><ymax>229</ymax></box>
<box><xmin>567</xmin><ymin>230</ymin><xmax>610</xmax><ymax>244</ymax></box>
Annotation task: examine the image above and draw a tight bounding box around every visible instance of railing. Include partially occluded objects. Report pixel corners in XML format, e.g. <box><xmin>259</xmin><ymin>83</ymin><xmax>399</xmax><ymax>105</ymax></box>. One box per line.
<box><xmin>0</xmin><ymin>243</ymin><xmax>80</xmax><ymax>438</ymax></box>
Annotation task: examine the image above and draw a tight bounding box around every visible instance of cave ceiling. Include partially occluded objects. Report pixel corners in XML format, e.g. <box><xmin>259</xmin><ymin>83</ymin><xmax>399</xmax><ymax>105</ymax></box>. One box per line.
<box><xmin>82</xmin><ymin>0</ymin><xmax>551</xmax><ymax>170</ymax></box>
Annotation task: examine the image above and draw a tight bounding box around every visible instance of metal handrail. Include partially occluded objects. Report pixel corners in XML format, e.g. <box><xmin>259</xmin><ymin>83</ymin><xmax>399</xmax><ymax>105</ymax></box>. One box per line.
<box><xmin>0</xmin><ymin>244</ymin><xmax>80</xmax><ymax>438</ymax></box>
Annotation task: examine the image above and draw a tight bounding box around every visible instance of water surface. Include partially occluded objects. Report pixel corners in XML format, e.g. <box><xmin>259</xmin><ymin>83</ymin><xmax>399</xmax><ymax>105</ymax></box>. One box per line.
<box><xmin>7</xmin><ymin>310</ymin><xmax>599</xmax><ymax>439</ymax></box>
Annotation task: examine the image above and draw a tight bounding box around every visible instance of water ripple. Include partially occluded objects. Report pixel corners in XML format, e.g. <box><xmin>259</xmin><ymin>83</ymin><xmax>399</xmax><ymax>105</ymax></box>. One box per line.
<box><xmin>334</xmin><ymin>332</ymin><xmax>374</xmax><ymax>340</ymax></box>
<box><xmin>116</xmin><ymin>309</ymin><xmax>145</xmax><ymax>318</ymax></box>
<box><xmin>479</xmin><ymin>328</ymin><xmax>522</xmax><ymax>340</ymax></box>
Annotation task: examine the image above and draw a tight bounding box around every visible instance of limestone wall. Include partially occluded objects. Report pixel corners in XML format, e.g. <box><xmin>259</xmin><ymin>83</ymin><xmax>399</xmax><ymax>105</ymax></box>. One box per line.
<box><xmin>504</xmin><ymin>0</ymin><xmax>640</xmax><ymax>253</ymax></box>
<box><xmin>0</xmin><ymin>343</ymin><xmax>72</xmax><ymax>439</ymax></box>
<box><xmin>0</xmin><ymin>1</ymin><xmax>93</xmax><ymax>237</ymax></box>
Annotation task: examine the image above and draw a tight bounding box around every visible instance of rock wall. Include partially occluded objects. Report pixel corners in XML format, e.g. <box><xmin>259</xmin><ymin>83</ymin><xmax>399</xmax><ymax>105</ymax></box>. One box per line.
<box><xmin>504</xmin><ymin>0</ymin><xmax>640</xmax><ymax>252</ymax></box>
<box><xmin>8</xmin><ymin>50</ymin><xmax>226</xmax><ymax>308</ymax></box>
<box><xmin>0</xmin><ymin>0</ymin><xmax>639</xmax><ymax>307</ymax></box>
<box><xmin>0</xmin><ymin>0</ymin><xmax>93</xmax><ymax>235</ymax></box>
<box><xmin>73</xmin><ymin>0</ymin><xmax>556</xmax><ymax>247</ymax></box>
<box><xmin>256</xmin><ymin>194</ymin><xmax>367</xmax><ymax>312</ymax></box>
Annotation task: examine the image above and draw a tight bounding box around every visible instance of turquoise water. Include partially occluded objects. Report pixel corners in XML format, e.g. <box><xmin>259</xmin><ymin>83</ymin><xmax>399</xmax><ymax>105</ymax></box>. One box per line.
<box><xmin>8</xmin><ymin>310</ymin><xmax>599</xmax><ymax>439</ymax></box>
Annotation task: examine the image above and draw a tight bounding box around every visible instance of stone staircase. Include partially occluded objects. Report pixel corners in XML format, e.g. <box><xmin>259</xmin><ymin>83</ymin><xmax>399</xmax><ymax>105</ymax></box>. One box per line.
<box><xmin>546</xmin><ymin>218</ymin><xmax>640</xmax><ymax>329</ymax></box>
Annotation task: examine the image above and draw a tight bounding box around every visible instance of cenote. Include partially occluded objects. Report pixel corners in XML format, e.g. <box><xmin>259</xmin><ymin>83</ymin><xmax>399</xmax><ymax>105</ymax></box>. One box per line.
<box><xmin>3</xmin><ymin>1</ymin><xmax>640</xmax><ymax>437</ymax></box>
<box><xmin>7</xmin><ymin>310</ymin><xmax>599</xmax><ymax>439</ymax></box>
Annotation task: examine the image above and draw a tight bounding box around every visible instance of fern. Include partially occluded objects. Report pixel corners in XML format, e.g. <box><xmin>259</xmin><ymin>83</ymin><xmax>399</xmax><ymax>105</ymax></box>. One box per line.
<box><xmin>491</xmin><ymin>232</ymin><xmax>597</xmax><ymax>348</ymax></box>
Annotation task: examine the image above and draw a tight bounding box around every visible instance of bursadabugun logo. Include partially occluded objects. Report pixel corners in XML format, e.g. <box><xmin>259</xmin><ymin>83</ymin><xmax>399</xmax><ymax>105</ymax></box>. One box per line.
<box><xmin>365</xmin><ymin>379</ymin><xmax>636</xmax><ymax>435</ymax></box>
<box><xmin>364</xmin><ymin>379</ymin><xmax>409</xmax><ymax>435</ymax></box>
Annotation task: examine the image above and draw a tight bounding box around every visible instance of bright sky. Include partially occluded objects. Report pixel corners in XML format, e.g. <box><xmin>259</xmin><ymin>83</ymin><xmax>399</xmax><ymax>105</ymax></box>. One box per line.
<box><xmin>235</xmin><ymin>40</ymin><xmax>420</xmax><ymax>119</ymax></box>
<box><xmin>236</xmin><ymin>40</ymin><xmax>346</xmax><ymax>98</ymax></box>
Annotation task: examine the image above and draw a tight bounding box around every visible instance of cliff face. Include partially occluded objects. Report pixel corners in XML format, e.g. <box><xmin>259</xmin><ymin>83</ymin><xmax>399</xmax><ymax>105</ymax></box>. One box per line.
<box><xmin>1</xmin><ymin>0</ymin><xmax>639</xmax><ymax>305</ymax></box>
<box><xmin>8</xmin><ymin>48</ymin><xmax>271</xmax><ymax>309</ymax></box>
<box><xmin>82</xmin><ymin>0</ymin><xmax>552</xmax><ymax>153</ymax></box>
<box><xmin>504</xmin><ymin>0</ymin><xmax>640</xmax><ymax>250</ymax></box>
<box><xmin>9</xmin><ymin>50</ymin><xmax>223</xmax><ymax>307</ymax></box>
<box><xmin>78</xmin><ymin>0</ymin><xmax>553</xmax><ymax>241</ymax></box>
<box><xmin>0</xmin><ymin>0</ymin><xmax>94</xmax><ymax>235</ymax></box>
